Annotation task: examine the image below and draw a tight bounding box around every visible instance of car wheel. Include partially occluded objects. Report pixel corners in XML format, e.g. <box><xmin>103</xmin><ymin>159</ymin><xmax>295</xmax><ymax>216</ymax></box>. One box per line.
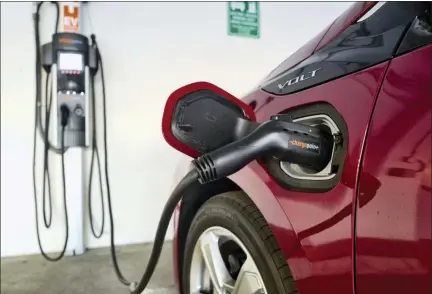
<box><xmin>182</xmin><ymin>191</ymin><xmax>298</xmax><ymax>294</ymax></box>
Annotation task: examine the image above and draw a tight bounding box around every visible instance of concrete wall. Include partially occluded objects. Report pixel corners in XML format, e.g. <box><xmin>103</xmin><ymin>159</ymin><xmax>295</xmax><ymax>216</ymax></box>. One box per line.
<box><xmin>1</xmin><ymin>1</ymin><xmax>352</xmax><ymax>257</ymax></box>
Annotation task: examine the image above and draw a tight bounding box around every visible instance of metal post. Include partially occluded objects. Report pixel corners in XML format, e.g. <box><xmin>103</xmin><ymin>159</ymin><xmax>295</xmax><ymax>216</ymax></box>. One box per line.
<box><xmin>57</xmin><ymin>1</ymin><xmax>85</xmax><ymax>256</ymax></box>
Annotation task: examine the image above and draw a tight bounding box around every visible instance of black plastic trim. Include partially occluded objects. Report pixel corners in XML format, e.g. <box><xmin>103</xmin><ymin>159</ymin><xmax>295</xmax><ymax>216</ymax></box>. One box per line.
<box><xmin>396</xmin><ymin>15</ymin><xmax>432</xmax><ymax>56</ymax></box>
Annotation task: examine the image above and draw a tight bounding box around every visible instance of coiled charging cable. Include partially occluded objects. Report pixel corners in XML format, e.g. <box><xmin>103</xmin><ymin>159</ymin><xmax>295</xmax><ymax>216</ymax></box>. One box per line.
<box><xmin>32</xmin><ymin>1</ymin><xmax>70</xmax><ymax>262</ymax></box>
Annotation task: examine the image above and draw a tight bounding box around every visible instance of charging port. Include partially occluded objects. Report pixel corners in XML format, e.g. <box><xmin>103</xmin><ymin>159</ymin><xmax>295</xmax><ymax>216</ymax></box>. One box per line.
<box><xmin>263</xmin><ymin>102</ymin><xmax>348</xmax><ymax>193</ymax></box>
<box><xmin>280</xmin><ymin>114</ymin><xmax>340</xmax><ymax>181</ymax></box>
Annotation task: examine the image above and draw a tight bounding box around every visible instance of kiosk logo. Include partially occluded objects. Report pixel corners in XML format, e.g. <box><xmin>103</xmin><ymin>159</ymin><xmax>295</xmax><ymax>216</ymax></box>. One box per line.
<box><xmin>290</xmin><ymin>140</ymin><xmax>320</xmax><ymax>151</ymax></box>
<box><xmin>63</xmin><ymin>4</ymin><xmax>80</xmax><ymax>32</ymax></box>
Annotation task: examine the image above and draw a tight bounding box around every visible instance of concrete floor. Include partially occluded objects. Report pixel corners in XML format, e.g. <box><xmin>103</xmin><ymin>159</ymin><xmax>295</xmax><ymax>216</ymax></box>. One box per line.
<box><xmin>1</xmin><ymin>242</ymin><xmax>177</xmax><ymax>294</ymax></box>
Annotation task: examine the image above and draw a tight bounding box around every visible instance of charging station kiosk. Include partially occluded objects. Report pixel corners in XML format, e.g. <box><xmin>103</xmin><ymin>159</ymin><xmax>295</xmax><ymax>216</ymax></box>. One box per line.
<box><xmin>39</xmin><ymin>2</ymin><xmax>94</xmax><ymax>256</ymax></box>
<box><xmin>43</xmin><ymin>32</ymin><xmax>92</xmax><ymax>148</ymax></box>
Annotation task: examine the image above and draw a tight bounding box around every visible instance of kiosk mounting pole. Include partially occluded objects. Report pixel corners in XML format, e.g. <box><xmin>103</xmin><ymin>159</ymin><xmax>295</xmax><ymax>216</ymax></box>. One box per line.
<box><xmin>58</xmin><ymin>1</ymin><xmax>86</xmax><ymax>256</ymax></box>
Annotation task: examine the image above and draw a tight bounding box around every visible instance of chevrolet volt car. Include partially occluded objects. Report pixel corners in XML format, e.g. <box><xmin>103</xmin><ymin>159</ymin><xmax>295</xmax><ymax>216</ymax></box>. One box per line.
<box><xmin>169</xmin><ymin>2</ymin><xmax>432</xmax><ymax>293</ymax></box>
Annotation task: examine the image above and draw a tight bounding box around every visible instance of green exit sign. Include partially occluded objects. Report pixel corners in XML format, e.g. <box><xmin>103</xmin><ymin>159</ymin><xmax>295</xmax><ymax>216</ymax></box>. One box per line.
<box><xmin>228</xmin><ymin>2</ymin><xmax>260</xmax><ymax>39</ymax></box>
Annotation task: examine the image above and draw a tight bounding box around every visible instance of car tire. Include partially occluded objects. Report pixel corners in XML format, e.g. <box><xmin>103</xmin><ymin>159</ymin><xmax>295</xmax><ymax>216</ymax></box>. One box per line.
<box><xmin>182</xmin><ymin>191</ymin><xmax>298</xmax><ymax>294</ymax></box>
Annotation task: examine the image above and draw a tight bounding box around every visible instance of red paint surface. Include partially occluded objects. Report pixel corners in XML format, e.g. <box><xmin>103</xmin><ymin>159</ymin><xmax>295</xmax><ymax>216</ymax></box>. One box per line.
<box><xmin>233</xmin><ymin>62</ymin><xmax>389</xmax><ymax>294</ymax></box>
<box><xmin>355</xmin><ymin>45</ymin><xmax>432</xmax><ymax>294</ymax></box>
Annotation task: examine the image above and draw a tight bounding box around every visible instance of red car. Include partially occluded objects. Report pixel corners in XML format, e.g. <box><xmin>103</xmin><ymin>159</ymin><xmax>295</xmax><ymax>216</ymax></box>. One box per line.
<box><xmin>167</xmin><ymin>2</ymin><xmax>431</xmax><ymax>294</ymax></box>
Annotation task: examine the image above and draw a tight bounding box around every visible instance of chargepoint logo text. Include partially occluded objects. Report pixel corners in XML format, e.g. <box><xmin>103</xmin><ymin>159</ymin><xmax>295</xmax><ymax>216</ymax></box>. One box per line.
<box><xmin>290</xmin><ymin>140</ymin><xmax>320</xmax><ymax>151</ymax></box>
<box><xmin>278</xmin><ymin>68</ymin><xmax>321</xmax><ymax>90</ymax></box>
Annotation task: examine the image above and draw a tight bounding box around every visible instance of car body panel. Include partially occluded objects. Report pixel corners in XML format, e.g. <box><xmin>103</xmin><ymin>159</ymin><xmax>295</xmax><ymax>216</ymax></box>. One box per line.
<box><xmin>355</xmin><ymin>44</ymin><xmax>432</xmax><ymax>294</ymax></box>
<box><xmin>237</xmin><ymin>61</ymin><xmax>389</xmax><ymax>294</ymax></box>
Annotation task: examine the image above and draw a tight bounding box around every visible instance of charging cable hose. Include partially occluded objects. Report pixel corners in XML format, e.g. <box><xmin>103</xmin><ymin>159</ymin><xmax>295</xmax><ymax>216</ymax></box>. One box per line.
<box><xmin>32</xmin><ymin>1</ymin><xmax>71</xmax><ymax>262</ymax></box>
<box><xmin>88</xmin><ymin>72</ymin><xmax>105</xmax><ymax>239</ymax></box>
<box><xmin>129</xmin><ymin>170</ymin><xmax>199</xmax><ymax>293</ymax></box>
<box><xmin>89</xmin><ymin>34</ymin><xmax>203</xmax><ymax>293</ymax></box>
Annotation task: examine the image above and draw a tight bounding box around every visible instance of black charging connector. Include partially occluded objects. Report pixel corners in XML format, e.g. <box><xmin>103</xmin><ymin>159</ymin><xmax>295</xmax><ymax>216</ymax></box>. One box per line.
<box><xmin>60</xmin><ymin>105</ymin><xmax>70</xmax><ymax>127</ymax></box>
<box><xmin>88</xmin><ymin>34</ymin><xmax>136</xmax><ymax>287</ymax></box>
<box><xmin>89</xmin><ymin>34</ymin><xmax>99</xmax><ymax>76</ymax></box>
<box><xmin>193</xmin><ymin>119</ymin><xmax>334</xmax><ymax>184</ymax></box>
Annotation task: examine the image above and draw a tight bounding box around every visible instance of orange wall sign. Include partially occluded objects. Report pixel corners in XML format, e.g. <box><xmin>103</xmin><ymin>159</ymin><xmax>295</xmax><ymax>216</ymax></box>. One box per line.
<box><xmin>63</xmin><ymin>4</ymin><xmax>80</xmax><ymax>33</ymax></box>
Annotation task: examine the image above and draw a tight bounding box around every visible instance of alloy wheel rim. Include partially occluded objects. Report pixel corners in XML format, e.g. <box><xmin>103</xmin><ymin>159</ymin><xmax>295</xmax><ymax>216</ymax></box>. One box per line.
<box><xmin>189</xmin><ymin>226</ymin><xmax>267</xmax><ymax>294</ymax></box>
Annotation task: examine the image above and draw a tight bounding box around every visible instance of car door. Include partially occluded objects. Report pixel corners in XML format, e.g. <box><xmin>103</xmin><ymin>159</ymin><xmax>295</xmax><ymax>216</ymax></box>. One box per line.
<box><xmin>355</xmin><ymin>9</ymin><xmax>432</xmax><ymax>294</ymax></box>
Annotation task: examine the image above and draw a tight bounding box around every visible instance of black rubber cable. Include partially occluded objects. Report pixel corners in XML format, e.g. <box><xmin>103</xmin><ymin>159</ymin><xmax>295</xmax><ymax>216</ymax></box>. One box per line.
<box><xmin>91</xmin><ymin>35</ymin><xmax>200</xmax><ymax>292</ymax></box>
<box><xmin>32</xmin><ymin>1</ymin><xmax>69</xmax><ymax>262</ymax></box>
<box><xmin>88</xmin><ymin>73</ymin><xmax>106</xmax><ymax>239</ymax></box>
<box><xmin>42</xmin><ymin>72</ymin><xmax>53</xmax><ymax>228</ymax></box>
<box><xmin>129</xmin><ymin>169</ymin><xmax>199</xmax><ymax>293</ymax></box>
<box><xmin>34</xmin><ymin>1</ymin><xmax>64</xmax><ymax>154</ymax></box>
<box><xmin>92</xmin><ymin>37</ymin><xmax>132</xmax><ymax>286</ymax></box>
<box><xmin>35</xmin><ymin>1</ymin><xmax>57</xmax><ymax>229</ymax></box>
<box><xmin>32</xmin><ymin>124</ymin><xmax>69</xmax><ymax>262</ymax></box>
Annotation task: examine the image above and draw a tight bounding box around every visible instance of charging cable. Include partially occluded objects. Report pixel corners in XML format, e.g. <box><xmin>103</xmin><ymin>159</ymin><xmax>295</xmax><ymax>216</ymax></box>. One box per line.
<box><xmin>88</xmin><ymin>72</ymin><xmax>105</xmax><ymax>239</ymax></box>
<box><xmin>89</xmin><ymin>34</ymin><xmax>193</xmax><ymax>293</ymax></box>
<box><xmin>32</xmin><ymin>102</ymin><xmax>70</xmax><ymax>262</ymax></box>
<box><xmin>32</xmin><ymin>1</ymin><xmax>71</xmax><ymax>262</ymax></box>
<box><xmin>89</xmin><ymin>34</ymin><xmax>134</xmax><ymax>287</ymax></box>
